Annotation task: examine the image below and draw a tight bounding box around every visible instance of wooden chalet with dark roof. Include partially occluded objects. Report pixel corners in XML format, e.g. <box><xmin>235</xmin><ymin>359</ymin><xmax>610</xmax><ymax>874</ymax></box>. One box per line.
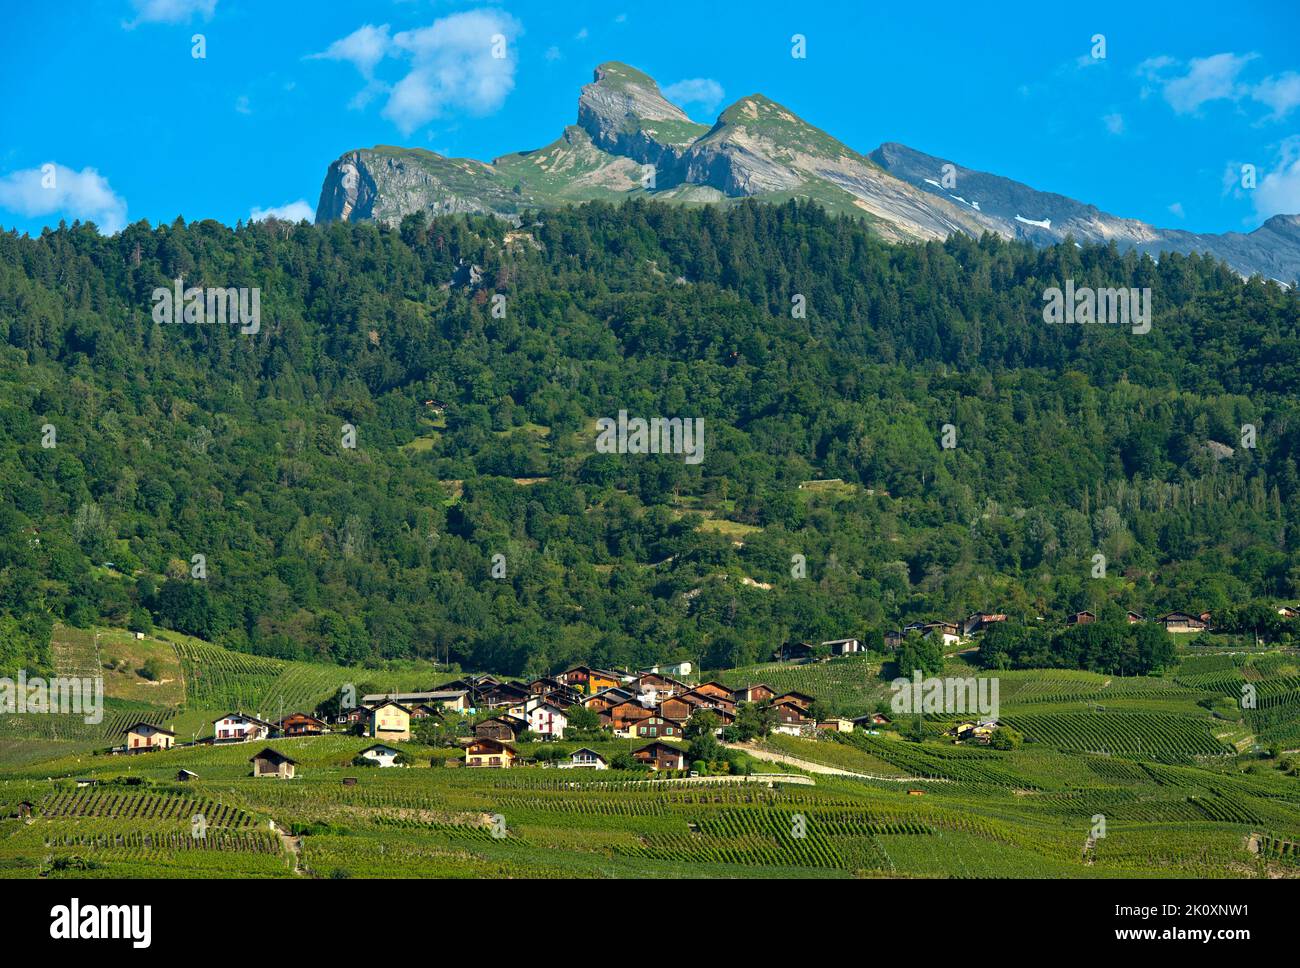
<box><xmin>475</xmin><ymin>716</ymin><xmax>527</xmax><ymax>742</ymax></box>
<box><xmin>732</xmin><ymin>684</ymin><xmax>776</xmax><ymax>704</ymax></box>
<box><xmin>277</xmin><ymin>712</ymin><xmax>327</xmax><ymax>737</ymax></box>
<box><xmin>1160</xmin><ymin>611</ymin><xmax>1209</xmax><ymax>633</ymax></box>
<box><xmin>632</xmin><ymin>716</ymin><xmax>684</xmax><ymax>741</ymax></box>
<box><xmin>773</xmin><ymin>691</ymin><xmax>815</xmax><ymax>710</ymax></box>
<box><xmin>632</xmin><ymin>741</ymin><xmax>688</xmax><ymax>772</ymax></box>
<box><xmin>772</xmin><ymin>640</ymin><xmax>816</xmax><ymax>662</ymax></box>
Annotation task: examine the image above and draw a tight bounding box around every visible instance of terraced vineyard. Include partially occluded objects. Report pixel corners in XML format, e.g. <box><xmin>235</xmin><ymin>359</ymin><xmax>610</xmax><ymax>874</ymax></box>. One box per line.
<box><xmin>1002</xmin><ymin>712</ymin><xmax>1230</xmax><ymax>760</ymax></box>
<box><xmin>718</xmin><ymin>654</ymin><xmax>886</xmax><ymax>715</ymax></box>
<box><xmin>4</xmin><ymin>627</ymin><xmax>1300</xmax><ymax>878</ymax></box>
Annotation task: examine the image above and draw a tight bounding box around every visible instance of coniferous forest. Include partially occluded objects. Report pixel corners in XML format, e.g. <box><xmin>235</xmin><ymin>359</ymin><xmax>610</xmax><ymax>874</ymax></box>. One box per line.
<box><xmin>3</xmin><ymin>199</ymin><xmax>1299</xmax><ymax>677</ymax></box>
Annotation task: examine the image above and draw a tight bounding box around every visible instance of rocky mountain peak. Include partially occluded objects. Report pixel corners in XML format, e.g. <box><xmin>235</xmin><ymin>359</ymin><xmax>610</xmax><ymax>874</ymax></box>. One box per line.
<box><xmin>313</xmin><ymin>61</ymin><xmax>1299</xmax><ymax>282</ymax></box>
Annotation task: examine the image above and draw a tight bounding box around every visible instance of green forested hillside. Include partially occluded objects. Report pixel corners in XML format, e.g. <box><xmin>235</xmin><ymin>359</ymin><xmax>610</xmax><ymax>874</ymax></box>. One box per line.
<box><xmin>2</xmin><ymin>199</ymin><xmax>1299</xmax><ymax>675</ymax></box>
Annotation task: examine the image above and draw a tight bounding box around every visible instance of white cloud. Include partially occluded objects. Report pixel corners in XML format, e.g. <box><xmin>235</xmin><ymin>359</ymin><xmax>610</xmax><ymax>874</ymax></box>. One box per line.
<box><xmin>1102</xmin><ymin>112</ymin><xmax>1124</xmax><ymax>135</ymax></box>
<box><xmin>250</xmin><ymin>200</ymin><xmax>315</xmax><ymax>223</ymax></box>
<box><xmin>313</xmin><ymin>11</ymin><xmax>522</xmax><ymax>135</ymax></box>
<box><xmin>235</xmin><ymin>95</ymin><xmax>251</xmax><ymax>115</ymax></box>
<box><xmin>0</xmin><ymin>163</ymin><xmax>127</xmax><ymax>233</ymax></box>
<box><xmin>1254</xmin><ymin>136</ymin><xmax>1300</xmax><ymax>221</ymax></box>
<box><xmin>309</xmin><ymin>23</ymin><xmax>392</xmax><ymax>79</ymax></box>
<box><xmin>545</xmin><ymin>45</ymin><xmax>562</xmax><ymax>62</ymax></box>
<box><xmin>662</xmin><ymin>78</ymin><xmax>725</xmax><ymax>116</ymax></box>
<box><xmin>125</xmin><ymin>0</ymin><xmax>216</xmax><ymax>27</ymax></box>
<box><xmin>574</xmin><ymin>27</ymin><xmax>589</xmax><ymax>41</ymax></box>
<box><xmin>1252</xmin><ymin>71</ymin><xmax>1300</xmax><ymax>120</ymax></box>
<box><xmin>1163</xmin><ymin>53</ymin><xmax>1256</xmax><ymax>113</ymax></box>
<box><xmin>1167</xmin><ymin>202</ymin><xmax>1185</xmax><ymax>218</ymax></box>
<box><xmin>382</xmin><ymin>10</ymin><xmax>523</xmax><ymax>134</ymax></box>
<box><xmin>1139</xmin><ymin>53</ymin><xmax>1300</xmax><ymax>125</ymax></box>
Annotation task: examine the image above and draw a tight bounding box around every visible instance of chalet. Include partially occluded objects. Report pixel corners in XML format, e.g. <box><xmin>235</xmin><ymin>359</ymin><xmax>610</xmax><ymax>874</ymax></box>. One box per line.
<box><xmin>213</xmin><ymin>712</ymin><xmax>275</xmax><ymax>744</ymax></box>
<box><xmin>475</xmin><ymin>716</ymin><xmax>527</xmax><ymax>742</ymax></box>
<box><xmin>176</xmin><ymin>770</ymin><xmax>198</xmax><ymax>782</ymax></box>
<box><xmin>526</xmin><ymin>702</ymin><xmax>568</xmax><ymax>740</ymax></box>
<box><xmin>632</xmin><ymin>742</ymin><xmax>687</xmax><ymax>772</ymax></box>
<box><xmin>75</xmin><ymin>778</ymin><xmax>98</xmax><ymax>788</ymax></box>
<box><xmin>817</xmin><ymin>719</ymin><xmax>855</xmax><ymax>733</ymax></box>
<box><xmin>733</xmin><ymin>684</ymin><xmax>776</xmax><ymax>705</ymax></box>
<box><xmin>962</xmin><ymin>613</ymin><xmax>1007</xmax><ymax>635</ymax></box>
<box><xmin>772</xmin><ymin>641</ymin><xmax>815</xmax><ymax>662</ymax></box>
<box><xmin>123</xmin><ymin>721</ymin><xmax>175</xmax><ymax>752</ymax></box>
<box><xmin>709</xmin><ymin>707</ymin><xmax>737</xmax><ymax>729</ymax></box>
<box><xmin>678</xmin><ymin>688</ymin><xmax>735</xmax><ymax>714</ymax></box>
<box><xmin>823</xmin><ymin>637</ymin><xmax>863</xmax><ymax>656</ymax></box>
<box><xmin>528</xmin><ymin>676</ymin><xmax>566</xmax><ymax>695</ymax></box>
<box><xmin>690</xmin><ymin>681</ymin><xmax>734</xmax><ymax>702</ymax></box>
<box><xmin>1126</xmin><ymin>610</ymin><xmax>1145</xmax><ymax>624</ymax></box>
<box><xmin>771</xmin><ymin>699</ymin><xmax>813</xmax><ymax>736</ymax></box>
<box><xmin>14</xmin><ymin>801</ymin><xmax>34</xmax><ymax>818</ymax></box>
<box><xmin>884</xmin><ymin>631</ymin><xmax>904</xmax><ymax>649</ymax></box>
<box><xmin>250</xmin><ymin>748</ymin><xmax>297</xmax><ymax>779</ymax></box>
<box><xmin>1278</xmin><ymin>606</ymin><xmax>1300</xmax><ymax>619</ymax></box>
<box><xmin>542</xmin><ymin>686</ymin><xmax>582</xmax><ymax>708</ymax></box>
<box><xmin>560</xmin><ymin>748</ymin><xmax>608</xmax><ymax>769</ymax></box>
<box><xmin>773</xmin><ymin>691</ymin><xmax>815</xmax><ymax>711</ymax></box>
<box><xmin>409</xmin><ymin>703</ymin><xmax>444</xmax><ymax>721</ymax></box>
<box><xmin>465</xmin><ymin>738</ymin><xmax>517</xmax><ymax>768</ymax></box>
<box><xmin>1067</xmin><ymin>611</ymin><xmax>1097</xmax><ymax>626</ymax></box>
<box><xmin>853</xmin><ymin>712</ymin><xmax>892</xmax><ymax>727</ymax></box>
<box><xmin>357</xmin><ymin>744</ymin><xmax>404</xmax><ymax>768</ymax></box>
<box><xmin>608</xmin><ymin>700</ymin><xmax>654</xmax><ymax>731</ymax></box>
<box><xmin>480</xmin><ymin>681</ymin><xmax>532</xmax><ymax>709</ymax></box>
<box><xmin>560</xmin><ymin>666</ymin><xmax>625</xmax><ymax>696</ymax></box>
<box><xmin>658</xmin><ymin>696</ymin><xmax>696</xmax><ymax>723</ymax></box>
<box><xmin>636</xmin><ymin>672</ymin><xmax>683</xmax><ymax>691</ymax></box>
<box><xmin>633</xmin><ymin>716</ymin><xmax>684</xmax><ymax>741</ymax></box>
<box><xmin>1160</xmin><ymin>612</ymin><xmax>1208</xmax><ymax>634</ymax></box>
<box><xmin>277</xmin><ymin>712</ymin><xmax>326</xmax><ymax>737</ymax></box>
<box><xmin>583</xmin><ymin>687</ymin><xmax>634</xmax><ymax>713</ymax></box>
<box><xmin>367</xmin><ymin>700</ymin><xmax>412</xmax><ymax>742</ymax></box>
<box><xmin>635</xmin><ymin>673</ymin><xmax>687</xmax><ymax>703</ymax></box>
<box><xmin>922</xmin><ymin>622</ymin><xmax>962</xmax><ymax>647</ymax></box>
<box><xmin>338</xmin><ymin>705</ymin><xmax>370</xmax><ymax>726</ymax></box>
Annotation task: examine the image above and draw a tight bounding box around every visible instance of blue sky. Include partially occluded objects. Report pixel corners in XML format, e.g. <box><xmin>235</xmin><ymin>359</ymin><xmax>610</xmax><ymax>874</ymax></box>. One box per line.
<box><xmin>1</xmin><ymin>0</ymin><xmax>1297</xmax><ymax>236</ymax></box>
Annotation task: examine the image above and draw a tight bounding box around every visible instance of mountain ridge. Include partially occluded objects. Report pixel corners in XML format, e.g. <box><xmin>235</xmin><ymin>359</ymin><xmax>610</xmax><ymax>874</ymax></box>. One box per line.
<box><xmin>315</xmin><ymin>60</ymin><xmax>1299</xmax><ymax>282</ymax></box>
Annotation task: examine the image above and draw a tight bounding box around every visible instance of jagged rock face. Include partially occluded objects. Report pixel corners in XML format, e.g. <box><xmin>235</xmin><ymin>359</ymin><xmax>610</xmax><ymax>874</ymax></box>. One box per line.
<box><xmin>316</xmin><ymin>151</ymin><xmax>376</xmax><ymax>223</ymax></box>
<box><xmin>315</xmin><ymin>149</ymin><xmax>516</xmax><ymax>226</ymax></box>
<box><xmin>576</xmin><ymin>63</ymin><xmax>705</xmax><ymax>182</ymax></box>
<box><xmin>314</xmin><ymin>61</ymin><xmax>1298</xmax><ymax>282</ymax></box>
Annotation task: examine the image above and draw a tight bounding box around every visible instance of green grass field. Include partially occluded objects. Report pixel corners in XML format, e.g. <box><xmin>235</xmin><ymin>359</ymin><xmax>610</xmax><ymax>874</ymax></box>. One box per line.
<box><xmin>3</xmin><ymin>626</ymin><xmax>1300</xmax><ymax>878</ymax></box>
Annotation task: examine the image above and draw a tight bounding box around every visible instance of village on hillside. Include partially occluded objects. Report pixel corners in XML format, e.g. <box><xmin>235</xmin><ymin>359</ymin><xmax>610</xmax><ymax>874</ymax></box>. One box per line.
<box><xmin>103</xmin><ymin>604</ymin><xmax>1232</xmax><ymax>780</ymax></box>
<box><xmin>108</xmin><ymin>634</ymin><xmax>919</xmax><ymax>777</ymax></box>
